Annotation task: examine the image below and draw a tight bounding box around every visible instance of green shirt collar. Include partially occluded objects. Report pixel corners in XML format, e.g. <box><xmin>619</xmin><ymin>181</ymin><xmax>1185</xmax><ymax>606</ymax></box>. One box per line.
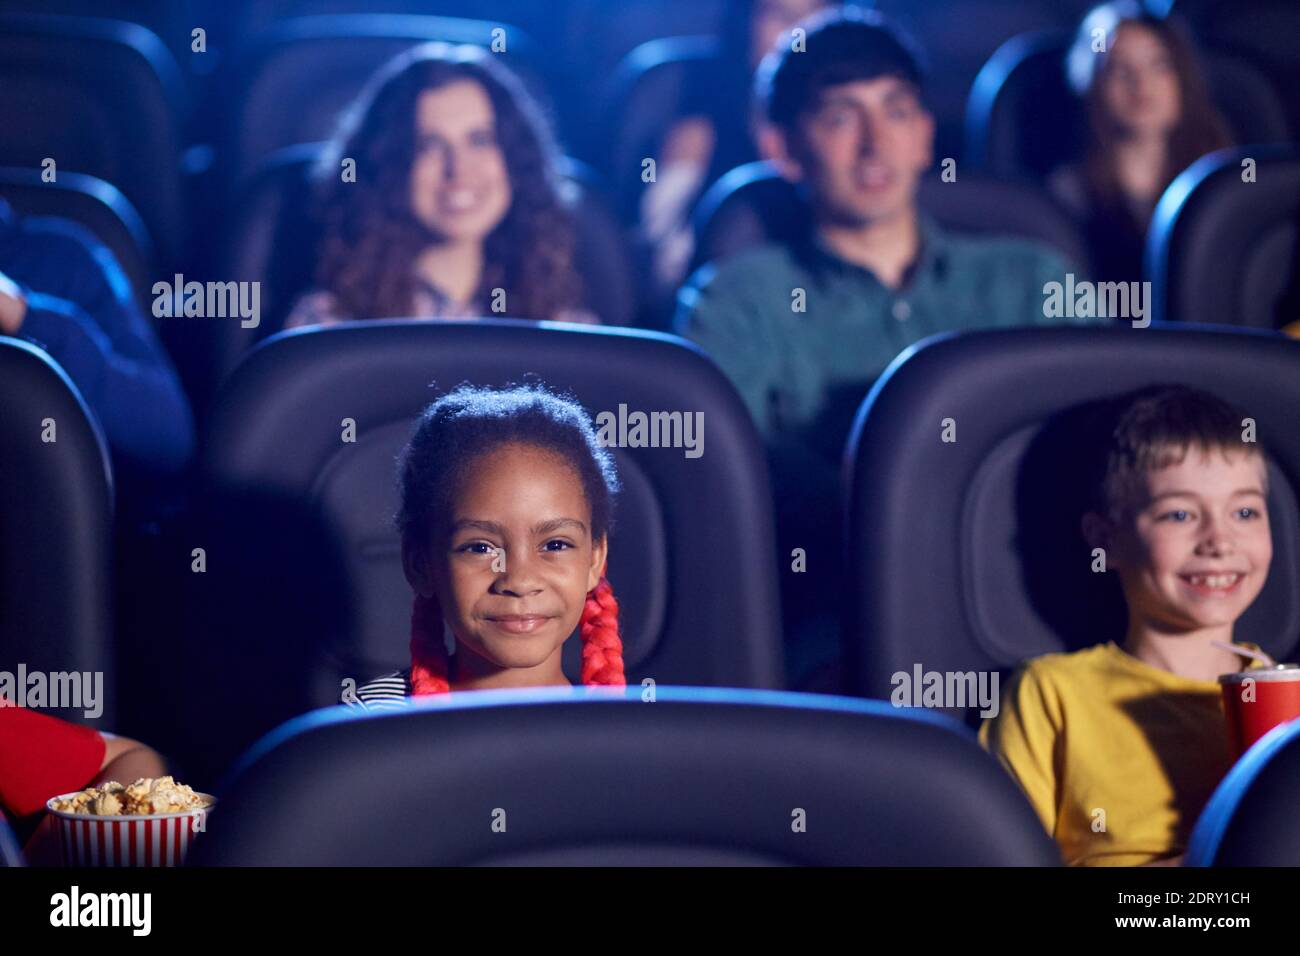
<box><xmin>802</xmin><ymin>214</ymin><xmax>952</xmax><ymax>291</ymax></box>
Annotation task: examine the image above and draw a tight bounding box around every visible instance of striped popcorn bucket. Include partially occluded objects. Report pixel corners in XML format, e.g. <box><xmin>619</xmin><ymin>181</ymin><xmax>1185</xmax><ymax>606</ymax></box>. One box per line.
<box><xmin>45</xmin><ymin>794</ymin><xmax>215</xmax><ymax>867</ymax></box>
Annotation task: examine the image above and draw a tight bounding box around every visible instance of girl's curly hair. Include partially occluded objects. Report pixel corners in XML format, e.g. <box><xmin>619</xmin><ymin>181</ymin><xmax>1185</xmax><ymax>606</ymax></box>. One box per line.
<box><xmin>312</xmin><ymin>42</ymin><xmax>585</xmax><ymax>322</ymax></box>
<box><xmin>396</xmin><ymin>383</ymin><xmax>624</xmax><ymax>694</ymax></box>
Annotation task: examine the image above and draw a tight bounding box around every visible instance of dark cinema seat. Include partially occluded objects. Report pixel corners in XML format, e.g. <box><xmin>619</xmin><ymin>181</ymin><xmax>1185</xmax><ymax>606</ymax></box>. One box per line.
<box><xmin>0</xmin><ymin>337</ymin><xmax>116</xmax><ymax>726</ymax></box>
<box><xmin>1147</xmin><ymin>146</ymin><xmax>1300</xmax><ymax>330</ymax></box>
<box><xmin>191</xmin><ymin>686</ymin><xmax>1062</xmax><ymax>866</ymax></box>
<box><xmin>1186</xmin><ymin>715</ymin><xmax>1300</xmax><ymax>866</ymax></box>
<box><xmin>0</xmin><ymin>15</ymin><xmax>189</xmax><ymax>267</ymax></box>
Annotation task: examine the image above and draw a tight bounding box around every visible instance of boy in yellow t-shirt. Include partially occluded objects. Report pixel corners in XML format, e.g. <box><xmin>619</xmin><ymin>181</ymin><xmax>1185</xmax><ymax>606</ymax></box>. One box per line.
<box><xmin>980</xmin><ymin>385</ymin><xmax>1274</xmax><ymax>866</ymax></box>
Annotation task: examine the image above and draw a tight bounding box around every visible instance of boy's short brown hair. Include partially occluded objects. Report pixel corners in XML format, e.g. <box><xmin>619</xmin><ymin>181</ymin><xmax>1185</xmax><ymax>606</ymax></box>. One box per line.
<box><xmin>1097</xmin><ymin>385</ymin><xmax>1266</xmax><ymax>520</ymax></box>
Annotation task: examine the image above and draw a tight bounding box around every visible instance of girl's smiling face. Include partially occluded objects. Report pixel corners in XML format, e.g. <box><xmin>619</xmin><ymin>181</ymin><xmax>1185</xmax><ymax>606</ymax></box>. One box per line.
<box><xmin>414</xmin><ymin>442</ymin><xmax>607</xmax><ymax>683</ymax></box>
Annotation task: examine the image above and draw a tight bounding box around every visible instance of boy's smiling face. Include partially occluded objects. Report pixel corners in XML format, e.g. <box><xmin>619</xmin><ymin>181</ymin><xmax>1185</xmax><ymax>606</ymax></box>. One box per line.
<box><xmin>417</xmin><ymin>442</ymin><xmax>606</xmax><ymax>680</ymax></box>
<box><xmin>1099</xmin><ymin>447</ymin><xmax>1272</xmax><ymax>633</ymax></box>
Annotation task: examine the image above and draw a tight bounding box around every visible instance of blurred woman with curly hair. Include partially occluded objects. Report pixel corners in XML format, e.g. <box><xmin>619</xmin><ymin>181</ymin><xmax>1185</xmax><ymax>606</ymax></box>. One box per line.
<box><xmin>286</xmin><ymin>42</ymin><xmax>596</xmax><ymax>328</ymax></box>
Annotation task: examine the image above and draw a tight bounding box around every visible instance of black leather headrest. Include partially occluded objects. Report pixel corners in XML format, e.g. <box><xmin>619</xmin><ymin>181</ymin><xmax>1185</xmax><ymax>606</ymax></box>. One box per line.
<box><xmin>1148</xmin><ymin>146</ymin><xmax>1300</xmax><ymax>330</ymax></box>
<box><xmin>190</xmin><ymin>687</ymin><xmax>1062</xmax><ymax>866</ymax></box>
<box><xmin>0</xmin><ymin>337</ymin><xmax>115</xmax><ymax>726</ymax></box>
<box><xmin>0</xmin><ymin>14</ymin><xmax>186</xmax><ymax>262</ymax></box>
<box><xmin>965</xmin><ymin>30</ymin><xmax>1083</xmax><ymax>180</ymax></box>
<box><xmin>1187</xmin><ymin>716</ymin><xmax>1300</xmax><ymax>866</ymax></box>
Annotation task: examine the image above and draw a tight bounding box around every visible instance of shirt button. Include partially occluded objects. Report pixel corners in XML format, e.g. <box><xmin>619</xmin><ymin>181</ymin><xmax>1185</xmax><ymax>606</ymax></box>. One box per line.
<box><xmin>891</xmin><ymin>299</ymin><xmax>912</xmax><ymax>321</ymax></box>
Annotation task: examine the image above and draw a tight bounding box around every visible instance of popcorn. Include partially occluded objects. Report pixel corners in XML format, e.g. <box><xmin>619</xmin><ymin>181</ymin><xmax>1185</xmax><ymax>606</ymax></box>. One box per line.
<box><xmin>50</xmin><ymin>776</ymin><xmax>212</xmax><ymax>816</ymax></box>
<box><xmin>91</xmin><ymin>790</ymin><xmax>122</xmax><ymax>815</ymax></box>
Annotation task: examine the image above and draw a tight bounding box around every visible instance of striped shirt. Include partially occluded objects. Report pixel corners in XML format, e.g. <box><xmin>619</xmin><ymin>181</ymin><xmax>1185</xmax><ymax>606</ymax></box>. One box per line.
<box><xmin>343</xmin><ymin>670</ymin><xmax>413</xmax><ymax>712</ymax></box>
<box><xmin>285</xmin><ymin>286</ymin><xmax>600</xmax><ymax>329</ymax></box>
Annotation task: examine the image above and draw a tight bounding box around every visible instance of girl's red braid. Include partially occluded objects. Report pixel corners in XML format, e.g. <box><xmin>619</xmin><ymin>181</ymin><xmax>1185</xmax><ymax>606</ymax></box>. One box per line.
<box><xmin>408</xmin><ymin>590</ymin><xmax>452</xmax><ymax>695</ymax></box>
<box><xmin>409</xmin><ymin>564</ymin><xmax>625</xmax><ymax>695</ymax></box>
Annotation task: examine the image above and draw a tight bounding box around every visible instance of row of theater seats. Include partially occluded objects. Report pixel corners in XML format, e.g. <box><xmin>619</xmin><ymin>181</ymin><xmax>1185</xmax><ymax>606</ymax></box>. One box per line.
<box><xmin>17</xmin><ymin>0</ymin><xmax>1298</xmax><ymax>135</ymax></box>
<box><xmin>0</xmin><ymin>12</ymin><xmax>549</xmax><ymax>274</ymax></box>
<box><xmin>4</xmin><ymin>146</ymin><xmax>1297</xmax><ymax>422</ymax></box>
<box><xmin>0</xmin><ymin>689</ymin><xmax>1293</xmax><ymax>866</ymax></box>
<box><xmin>6</xmin><ymin>2</ymin><xmax>1297</xmax><ymax>206</ymax></box>
<box><xmin>5</xmin><ymin>319</ymin><xmax>1299</xmax><ymax>773</ymax></box>
<box><xmin>609</xmin><ymin>14</ymin><xmax>1295</xmax><ymax>212</ymax></box>
<box><xmin>1</xmin><ymin>685</ymin><xmax>1289</xmax><ymax>866</ymax></box>
<box><xmin>3</xmin><ymin>8</ymin><xmax>1295</xmax><ymax>275</ymax></box>
<box><xmin>0</xmin><ymin>0</ymin><xmax>730</xmax><ymax>154</ymax></box>
<box><xmin>188</xmin><ymin>689</ymin><xmax>1300</xmax><ymax>866</ymax></box>
<box><xmin>0</xmin><ymin>685</ymin><xmax>1294</xmax><ymax>866</ymax></box>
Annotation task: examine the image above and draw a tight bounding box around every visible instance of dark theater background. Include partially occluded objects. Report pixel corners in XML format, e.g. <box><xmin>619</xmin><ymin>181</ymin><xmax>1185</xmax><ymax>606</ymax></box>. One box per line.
<box><xmin>0</xmin><ymin>0</ymin><xmax>1298</xmax><ymax>921</ymax></box>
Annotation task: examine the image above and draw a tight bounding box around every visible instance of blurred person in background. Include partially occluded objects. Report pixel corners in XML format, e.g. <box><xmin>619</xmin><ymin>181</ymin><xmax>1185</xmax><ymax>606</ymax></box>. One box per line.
<box><xmin>0</xmin><ymin>199</ymin><xmax>195</xmax><ymax>511</ymax></box>
<box><xmin>287</xmin><ymin>42</ymin><xmax>596</xmax><ymax>329</ymax></box>
<box><xmin>677</xmin><ymin>8</ymin><xmax>1092</xmax><ymax>687</ymax></box>
<box><xmin>637</xmin><ymin>0</ymin><xmax>839</xmax><ymax>314</ymax></box>
<box><xmin>1050</xmin><ymin>2</ymin><xmax>1232</xmax><ymax>283</ymax></box>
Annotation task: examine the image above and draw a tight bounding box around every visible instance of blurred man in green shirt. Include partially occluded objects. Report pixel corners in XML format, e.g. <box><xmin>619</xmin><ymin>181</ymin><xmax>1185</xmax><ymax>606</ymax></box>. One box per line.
<box><xmin>677</xmin><ymin>7</ymin><xmax>1094</xmax><ymax>454</ymax></box>
<box><xmin>674</xmin><ymin>7</ymin><xmax>1098</xmax><ymax>685</ymax></box>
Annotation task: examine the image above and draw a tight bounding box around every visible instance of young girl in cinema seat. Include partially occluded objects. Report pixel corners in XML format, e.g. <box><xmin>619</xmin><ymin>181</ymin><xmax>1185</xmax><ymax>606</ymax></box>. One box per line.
<box><xmin>348</xmin><ymin>384</ymin><xmax>625</xmax><ymax>706</ymax></box>
<box><xmin>286</xmin><ymin>42</ymin><xmax>597</xmax><ymax>328</ymax></box>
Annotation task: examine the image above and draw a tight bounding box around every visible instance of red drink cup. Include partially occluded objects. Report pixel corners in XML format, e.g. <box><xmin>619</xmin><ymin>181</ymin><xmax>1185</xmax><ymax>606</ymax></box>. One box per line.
<box><xmin>1219</xmin><ymin>665</ymin><xmax>1300</xmax><ymax>761</ymax></box>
